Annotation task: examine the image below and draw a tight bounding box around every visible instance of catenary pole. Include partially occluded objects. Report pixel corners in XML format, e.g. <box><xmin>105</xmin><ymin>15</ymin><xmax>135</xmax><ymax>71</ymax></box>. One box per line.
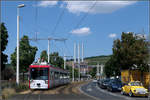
<box><xmin>78</xmin><ymin>43</ymin><xmax>80</xmax><ymax>81</ymax></box>
<box><xmin>148</xmin><ymin>1</ymin><xmax>150</xmax><ymax>98</ymax></box>
<box><xmin>73</xmin><ymin>43</ymin><xmax>76</xmax><ymax>82</ymax></box>
<box><xmin>64</xmin><ymin>53</ymin><xmax>66</xmax><ymax>69</ymax></box>
<box><xmin>82</xmin><ymin>43</ymin><xmax>84</xmax><ymax>62</ymax></box>
<box><xmin>48</xmin><ymin>39</ymin><xmax>50</xmax><ymax>63</ymax></box>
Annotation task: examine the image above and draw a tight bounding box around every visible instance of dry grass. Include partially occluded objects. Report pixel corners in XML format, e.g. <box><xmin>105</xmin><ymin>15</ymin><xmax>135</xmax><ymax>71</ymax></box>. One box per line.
<box><xmin>19</xmin><ymin>90</ymin><xmax>31</xmax><ymax>94</ymax></box>
<box><xmin>43</xmin><ymin>85</ymin><xmax>67</xmax><ymax>94</ymax></box>
<box><xmin>2</xmin><ymin>88</ymin><xmax>16</xmax><ymax>100</ymax></box>
<box><xmin>17</xmin><ymin>81</ymin><xmax>90</xmax><ymax>95</ymax></box>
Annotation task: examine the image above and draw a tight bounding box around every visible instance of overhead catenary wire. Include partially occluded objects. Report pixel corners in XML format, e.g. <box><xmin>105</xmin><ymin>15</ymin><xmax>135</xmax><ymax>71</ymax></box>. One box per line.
<box><xmin>66</xmin><ymin>0</ymin><xmax>98</xmax><ymax>39</ymax></box>
<box><xmin>50</xmin><ymin>6</ymin><xmax>66</xmax><ymax>36</ymax></box>
<box><xmin>2</xmin><ymin>2</ymin><xmax>149</xmax><ymax>7</ymax></box>
<box><xmin>52</xmin><ymin>41</ymin><xmax>64</xmax><ymax>55</ymax></box>
<box><xmin>63</xmin><ymin>41</ymin><xmax>72</xmax><ymax>57</ymax></box>
<box><xmin>35</xmin><ymin>0</ymin><xmax>38</xmax><ymax>40</ymax></box>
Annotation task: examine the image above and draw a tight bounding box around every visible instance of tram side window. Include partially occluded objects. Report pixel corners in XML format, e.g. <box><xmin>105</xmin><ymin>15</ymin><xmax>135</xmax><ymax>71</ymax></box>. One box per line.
<box><xmin>67</xmin><ymin>73</ymin><xmax>70</xmax><ymax>78</ymax></box>
<box><xmin>54</xmin><ymin>72</ymin><xmax>59</xmax><ymax>79</ymax></box>
<box><xmin>63</xmin><ymin>73</ymin><xmax>66</xmax><ymax>79</ymax></box>
<box><xmin>60</xmin><ymin>73</ymin><xmax>63</xmax><ymax>79</ymax></box>
<box><xmin>50</xmin><ymin>71</ymin><xmax>54</xmax><ymax>80</ymax></box>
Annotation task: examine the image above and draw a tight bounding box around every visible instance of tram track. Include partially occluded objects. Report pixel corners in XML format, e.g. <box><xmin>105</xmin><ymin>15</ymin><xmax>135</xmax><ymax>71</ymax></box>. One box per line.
<box><xmin>57</xmin><ymin>84</ymin><xmax>69</xmax><ymax>94</ymax></box>
<box><xmin>23</xmin><ymin>90</ymin><xmax>34</xmax><ymax>100</ymax></box>
<box><xmin>23</xmin><ymin>89</ymin><xmax>42</xmax><ymax>100</ymax></box>
<box><xmin>8</xmin><ymin>81</ymin><xmax>92</xmax><ymax>100</ymax></box>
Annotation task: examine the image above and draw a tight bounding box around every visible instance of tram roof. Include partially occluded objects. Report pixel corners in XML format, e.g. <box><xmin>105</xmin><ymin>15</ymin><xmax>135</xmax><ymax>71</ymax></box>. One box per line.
<box><xmin>30</xmin><ymin>62</ymin><xmax>69</xmax><ymax>73</ymax></box>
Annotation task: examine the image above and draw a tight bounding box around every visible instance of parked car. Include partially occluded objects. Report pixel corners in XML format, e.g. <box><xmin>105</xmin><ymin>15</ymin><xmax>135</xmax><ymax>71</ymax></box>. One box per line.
<box><xmin>98</xmin><ymin>78</ymin><xmax>110</xmax><ymax>89</ymax></box>
<box><xmin>121</xmin><ymin>81</ymin><xmax>149</xmax><ymax>97</ymax></box>
<box><xmin>107</xmin><ymin>79</ymin><xmax>122</xmax><ymax>92</ymax></box>
<box><xmin>97</xmin><ymin>79</ymin><xmax>101</xmax><ymax>85</ymax></box>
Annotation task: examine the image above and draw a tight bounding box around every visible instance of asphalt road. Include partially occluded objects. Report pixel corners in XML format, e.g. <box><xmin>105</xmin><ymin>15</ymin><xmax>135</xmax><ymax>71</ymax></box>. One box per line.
<box><xmin>80</xmin><ymin>82</ymin><xmax>148</xmax><ymax>100</ymax></box>
<box><xmin>8</xmin><ymin>81</ymin><xmax>96</xmax><ymax>100</ymax></box>
<box><xmin>7</xmin><ymin>81</ymin><xmax>149</xmax><ymax>100</ymax></box>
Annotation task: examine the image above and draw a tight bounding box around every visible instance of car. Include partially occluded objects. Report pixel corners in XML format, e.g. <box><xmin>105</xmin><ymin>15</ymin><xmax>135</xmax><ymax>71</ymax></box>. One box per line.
<box><xmin>97</xmin><ymin>79</ymin><xmax>101</xmax><ymax>85</ymax></box>
<box><xmin>107</xmin><ymin>79</ymin><xmax>122</xmax><ymax>92</ymax></box>
<box><xmin>98</xmin><ymin>78</ymin><xmax>110</xmax><ymax>89</ymax></box>
<box><xmin>121</xmin><ymin>81</ymin><xmax>149</xmax><ymax>97</ymax></box>
<box><xmin>92</xmin><ymin>78</ymin><xmax>98</xmax><ymax>83</ymax></box>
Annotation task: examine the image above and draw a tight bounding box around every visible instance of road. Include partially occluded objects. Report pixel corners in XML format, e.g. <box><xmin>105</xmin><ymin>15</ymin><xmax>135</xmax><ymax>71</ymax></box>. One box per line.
<box><xmin>8</xmin><ymin>81</ymin><xmax>96</xmax><ymax>100</ymax></box>
<box><xmin>80</xmin><ymin>82</ymin><xmax>148</xmax><ymax>100</ymax></box>
<box><xmin>8</xmin><ymin>81</ymin><xmax>149</xmax><ymax>100</ymax></box>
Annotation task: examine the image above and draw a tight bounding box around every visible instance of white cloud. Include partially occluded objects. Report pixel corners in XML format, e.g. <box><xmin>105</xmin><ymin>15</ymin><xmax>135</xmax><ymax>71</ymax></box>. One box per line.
<box><xmin>63</xmin><ymin>1</ymin><xmax>136</xmax><ymax>14</ymax></box>
<box><xmin>70</xmin><ymin>27</ymin><xmax>91</xmax><ymax>35</ymax></box>
<box><xmin>38</xmin><ymin>1</ymin><xmax>58</xmax><ymax>7</ymax></box>
<box><xmin>109</xmin><ymin>33</ymin><xmax>117</xmax><ymax>38</ymax></box>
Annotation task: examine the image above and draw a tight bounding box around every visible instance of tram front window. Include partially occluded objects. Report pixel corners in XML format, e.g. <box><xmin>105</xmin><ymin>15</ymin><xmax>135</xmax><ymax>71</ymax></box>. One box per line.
<box><xmin>30</xmin><ymin>68</ymin><xmax>48</xmax><ymax>80</ymax></box>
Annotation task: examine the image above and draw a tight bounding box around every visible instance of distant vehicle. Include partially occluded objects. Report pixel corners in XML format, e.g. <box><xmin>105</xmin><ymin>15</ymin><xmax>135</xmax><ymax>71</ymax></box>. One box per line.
<box><xmin>98</xmin><ymin>78</ymin><xmax>110</xmax><ymax>89</ymax></box>
<box><xmin>121</xmin><ymin>81</ymin><xmax>149</xmax><ymax>97</ymax></box>
<box><xmin>29</xmin><ymin>62</ymin><xmax>70</xmax><ymax>89</ymax></box>
<box><xmin>107</xmin><ymin>79</ymin><xmax>122</xmax><ymax>92</ymax></box>
<box><xmin>92</xmin><ymin>78</ymin><xmax>98</xmax><ymax>83</ymax></box>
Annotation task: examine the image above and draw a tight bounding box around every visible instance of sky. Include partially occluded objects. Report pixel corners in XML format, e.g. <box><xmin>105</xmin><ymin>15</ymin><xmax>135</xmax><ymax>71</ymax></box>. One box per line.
<box><xmin>1</xmin><ymin>1</ymin><xmax>149</xmax><ymax>63</ymax></box>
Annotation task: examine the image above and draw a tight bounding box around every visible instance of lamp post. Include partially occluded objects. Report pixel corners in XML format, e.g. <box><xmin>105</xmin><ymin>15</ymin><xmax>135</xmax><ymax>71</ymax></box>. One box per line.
<box><xmin>16</xmin><ymin>4</ymin><xmax>25</xmax><ymax>85</ymax></box>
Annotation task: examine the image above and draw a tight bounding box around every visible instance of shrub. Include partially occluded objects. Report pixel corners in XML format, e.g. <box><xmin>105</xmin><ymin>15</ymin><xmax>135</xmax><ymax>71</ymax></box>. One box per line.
<box><xmin>15</xmin><ymin>83</ymin><xmax>29</xmax><ymax>92</ymax></box>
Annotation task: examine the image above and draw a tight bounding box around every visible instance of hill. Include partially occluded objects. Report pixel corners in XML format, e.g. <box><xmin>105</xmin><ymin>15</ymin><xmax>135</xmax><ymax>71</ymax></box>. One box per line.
<box><xmin>84</xmin><ymin>55</ymin><xmax>111</xmax><ymax>65</ymax></box>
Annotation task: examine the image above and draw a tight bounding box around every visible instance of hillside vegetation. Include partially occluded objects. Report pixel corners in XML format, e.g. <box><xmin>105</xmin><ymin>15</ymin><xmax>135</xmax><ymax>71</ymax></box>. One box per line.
<box><xmin>84</xmin><ymin>55</ymin><xmax>111</xmax><ymax>65</ymax></box>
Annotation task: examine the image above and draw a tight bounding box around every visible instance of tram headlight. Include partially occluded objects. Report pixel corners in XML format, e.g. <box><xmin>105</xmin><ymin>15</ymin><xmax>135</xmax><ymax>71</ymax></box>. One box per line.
<box><xmin>45</xmin><ymin>80</ymin><xmax>48</xmax><ymax>84</ymax></box>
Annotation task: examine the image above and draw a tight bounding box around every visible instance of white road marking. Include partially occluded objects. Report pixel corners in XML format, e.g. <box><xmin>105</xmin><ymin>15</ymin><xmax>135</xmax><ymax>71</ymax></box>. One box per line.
<box><xmin>87</xmin><ymin>88</ymin><xmax>92</xmax><ymax>92</ymax></box>
<box><xmin>38</xmin><ymin>94</ymin><xmax>40</xmax><ymax>100</ymax></box>
<box><xmin>79</xmin><ymin>83</ymin><xmax>101</xmax><ymax>100</ymax></box>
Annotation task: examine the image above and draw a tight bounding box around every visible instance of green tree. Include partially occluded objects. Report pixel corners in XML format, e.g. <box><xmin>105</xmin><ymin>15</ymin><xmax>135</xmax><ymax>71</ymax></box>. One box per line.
<box><xmin>89</xmin><ymin>67</ymin><xmax>96</xmax><ymax>78</ymax></box>
<box><xmin>50</xmin><ymin>52</ymin><xmax>64</xmax><ymax>69</ymax></box>
<box><xmin>2</xmin><ymin>66</ymin><xmax>15</xmax><ymax>80</ymax></box>
<box><xmin>104</xmin><ymin>56</ymin><xmax>120</xmax><ymax>77</ymax></box>
<box><xmin>39</xmin><ymin>51</ymin><xmax>64</xmax><ymax>69</ymax></box>
<box><xmin>40</xmin><ymin>50</ymin><xmax>48</xmax><ymax>62</ymax></box>
<box><xmin>104</xmin><ymin>32</ymin><xmax>149</xmax><ymax>77</ymax></box>
<box><xmin>113</xmin><ymin>32</ymin><xmax>149</xmax><ymax>71</ymax></box>
<box><xmin>66</xmin><ymin>65</ymin><xmax>79</xmax><ymax>78</ymax></box>
<box><xmin>0</xmin><ymin>23</ymin><xmax>8</xmax><ymax>73</ymax></box>
<box><xmin>11</xmin><ymin>35</ymin><xmax>38</xmax><ymax>81</ymax></box>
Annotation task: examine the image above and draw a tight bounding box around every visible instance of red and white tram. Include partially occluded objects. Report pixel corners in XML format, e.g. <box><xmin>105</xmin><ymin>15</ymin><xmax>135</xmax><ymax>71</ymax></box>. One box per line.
<box><xmin>29</xmin><ymin>62</ymin><xmax>70</xmax><ymax>89</ymax></box>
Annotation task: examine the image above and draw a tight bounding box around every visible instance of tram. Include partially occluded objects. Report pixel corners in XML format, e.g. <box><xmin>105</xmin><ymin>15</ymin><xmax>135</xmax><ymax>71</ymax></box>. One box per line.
<box><xmin>29</xmin><ymin>61</ymin><xmax>70</xmax><ymax>89</ymax></box>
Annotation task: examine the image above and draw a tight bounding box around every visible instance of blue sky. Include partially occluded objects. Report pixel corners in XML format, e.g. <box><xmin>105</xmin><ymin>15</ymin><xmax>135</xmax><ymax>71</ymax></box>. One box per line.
<box><xmin>2</xmin><ymin>1</ymin><xmax>149</xmax><ymax>63</ymax></box>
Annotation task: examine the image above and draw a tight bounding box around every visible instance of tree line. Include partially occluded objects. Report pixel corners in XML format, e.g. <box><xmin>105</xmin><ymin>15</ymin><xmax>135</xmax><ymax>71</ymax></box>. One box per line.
<box><xmin>104</xmin><ymin>32</ymin><xmax>149</xmax><ymax>77</ymax></box>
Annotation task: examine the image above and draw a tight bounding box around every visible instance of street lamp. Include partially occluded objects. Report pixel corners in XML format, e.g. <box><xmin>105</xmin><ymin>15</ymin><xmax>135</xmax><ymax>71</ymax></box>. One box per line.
<box><xmin>18</xmin><ymin>4</ymin><xmax>25</xmax><ymax>8</ymax></box>
<box><xmin>16</xmin><ymin>4</ymin><xmax>25</xmax><ymax>85</ymax></box>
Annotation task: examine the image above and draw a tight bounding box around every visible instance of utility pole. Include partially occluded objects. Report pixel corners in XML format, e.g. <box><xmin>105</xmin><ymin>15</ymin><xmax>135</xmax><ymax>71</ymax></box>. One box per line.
<box><xmin>28</xmin><ymin>37</ymin><xmax>67</xmax><ymax>63</ymax></box>
<box><xmin>73</xmin><ymin>43</ymin><xmax>76</xmax><ymax>82</ymax></box>
<box><xmin>16</xmin><ymin>4</ymin><xmax>25</xmax><ymax>85</ymax></box>
<box><xmin>82</xmin><ymin>43</ymin><xmax>84</xmax><ymax>62</ymax></box>
<box><xmin>48</xmin><ymin>39</ymin><xmax>50</xmax><ymax>63</ymax></box>
<box><xmin>63</xmin><ymin>55</ymin><xmax>72</xmax><ymax>70</ymax></box>
<box><xmin>97</xmin><ymin>62</ymin><xmax>100</xmax><ymax>79</ymax></box>
<box><xmin>100</xmin><ymin>64</ymin><xmax>104</xmax><ymax>79</ymax></box>
<box><xmin>78</xmin><ymin>43</ymin><xmax>80</xmax><ymax>81</ymax></box>
<box><xmin>64</xmin><ymin>53</ymin><xmax>66</xmax><ymax>69</ymax></box>
<box><xmin>148</xmin><ymin>8</ymin><xmax>150</xmax><ymax>98</ymax></box>
<box><xmin>74</xmin><ymin>43</ymin><xmax>76</xmax><ymax>63</ymax></box>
